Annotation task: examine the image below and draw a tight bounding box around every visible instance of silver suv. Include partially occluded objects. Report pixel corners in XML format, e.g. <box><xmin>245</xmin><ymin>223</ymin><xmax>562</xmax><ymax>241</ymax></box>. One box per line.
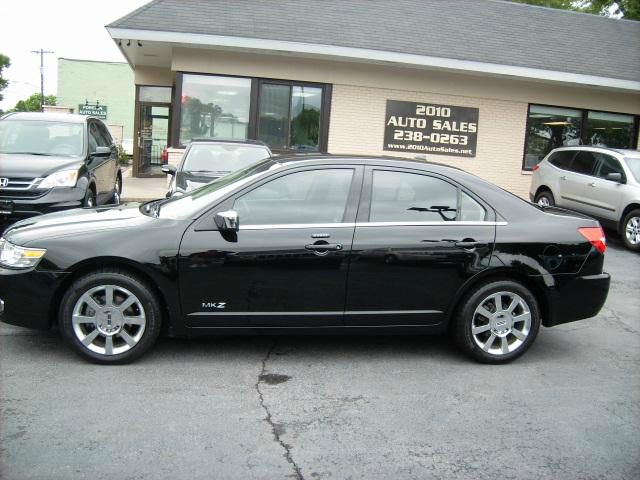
<box><xmin>529</xmin><ymin>146</ymin><xmax>640</xmax><ymax>252</ymax></box>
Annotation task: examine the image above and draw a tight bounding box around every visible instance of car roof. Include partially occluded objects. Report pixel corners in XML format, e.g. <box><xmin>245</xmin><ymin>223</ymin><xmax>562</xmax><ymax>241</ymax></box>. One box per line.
<box><xmin>550</xmin><ymin>145</ymin><xmax>640</xmax><ymax>156</ymax></box>
<box><xmin>0</xmin><ymin>111</ymin><xmax>92</xmax><ymax>124</ymax></box>
<box><xmin>189</xmin><ymin>138</ymin><xmax>269</xmax><ymax>147</ymax></box>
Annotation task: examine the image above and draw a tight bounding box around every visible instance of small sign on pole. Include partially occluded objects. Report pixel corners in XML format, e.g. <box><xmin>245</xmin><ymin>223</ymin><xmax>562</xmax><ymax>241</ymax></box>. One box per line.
<box><xmin>78</xmin><ymin>104</ymin><xmax>108</xmax><ymax>119</ymax></box>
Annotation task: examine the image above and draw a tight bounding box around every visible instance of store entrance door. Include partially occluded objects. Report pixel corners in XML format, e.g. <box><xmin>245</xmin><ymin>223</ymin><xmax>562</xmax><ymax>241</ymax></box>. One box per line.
<box><xmin>137</xmin><ymin>103</ymin><xmax>170</xmax><ymax>176</ymax></box>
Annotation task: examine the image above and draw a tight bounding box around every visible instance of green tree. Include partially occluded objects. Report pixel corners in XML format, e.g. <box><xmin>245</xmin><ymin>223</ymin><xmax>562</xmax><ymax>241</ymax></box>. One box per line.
<box><xmin>511</xmin><ymin>0</ymin><xmax>640</xmax><ymax>20</ymax></box>
<box><xmin>0</xmin><ymin>53</ymin><xmax>10</xmax><ymax>103</ymax></box>
<box><xmin>12</xmin><ymin>93</ymin><xmax>56</xmax><ymax>112</ymax></box>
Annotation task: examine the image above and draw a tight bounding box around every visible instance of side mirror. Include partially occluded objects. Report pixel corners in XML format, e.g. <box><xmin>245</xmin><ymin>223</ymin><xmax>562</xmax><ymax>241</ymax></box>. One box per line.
<box><xmin>214</xmin><ymin>210</ymin><xmax>239</xmax><ymax>232</ymax></box>
<box><xmin>606</xmin><ymin>172</ymin><xmax>624</xmax><ymax>183</ymax></box>
<box><xmin>92</xmin><ymin>146</ymin><xmax>111</xmax><ymax>157</ymax></box>
<box><xmin>162</xmin><ymin>165</ymin><xmax>177</xmax><ymax>176</ymax></box>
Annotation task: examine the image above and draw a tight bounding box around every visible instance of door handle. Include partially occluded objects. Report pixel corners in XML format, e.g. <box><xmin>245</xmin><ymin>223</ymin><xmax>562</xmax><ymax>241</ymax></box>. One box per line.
<box><xmin>454</xmin><ymin>241</ymin><xmax>486</xmax><ymax>249</ymax></box>
<box><xmin>588</xmin><ymin>182</ymin><xmax>596</xmax><ymax>187</ymax></box>
<box><xmin>560</xmin><ymin>176</ymin><xmax>567</xmax><ymax>181</ymax></box>
<box><xmin>305</xmin><ymin>243</ymin><xmax>343</xmax><ymax>251</ymax></box>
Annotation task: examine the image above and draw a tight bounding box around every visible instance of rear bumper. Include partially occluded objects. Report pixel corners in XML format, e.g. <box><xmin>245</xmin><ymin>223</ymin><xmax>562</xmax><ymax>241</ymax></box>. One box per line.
<box><xmin>0</xmin><ymin>266</ymin><xmax>67</xmax><ymax>330</ymax></box>
<box><xmin>543</xmin><ymin>272</ymin><xmax>610</xmax><ymax>327</ymax></box>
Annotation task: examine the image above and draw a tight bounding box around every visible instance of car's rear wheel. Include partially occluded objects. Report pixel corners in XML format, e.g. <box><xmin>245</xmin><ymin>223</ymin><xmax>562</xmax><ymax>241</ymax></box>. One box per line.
<box><xmin>622</xmin><ymin>209</ymin><xmax>640</xmax><ymax>252</ymax></box>
<box><xmin>452</xmin><ymin>280</ymin><xmax>541</xmax><ymax>363</ymax></box>
<box><xmin>534</xmin><ymin>190</ymin><xmax>555</xmax><ymax>207</ymax></box>
<box><xmin>59</xmin><ymin>269</ymin><xmax>162</xmax><ymax>364</ymax></box>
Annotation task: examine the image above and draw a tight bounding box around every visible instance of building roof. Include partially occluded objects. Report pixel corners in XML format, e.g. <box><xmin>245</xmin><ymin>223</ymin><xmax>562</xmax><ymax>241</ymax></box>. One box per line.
<box><xmin>108</xmin><ymin>0</ymin><xmax>640</xmax><ymax>88</ymax></box>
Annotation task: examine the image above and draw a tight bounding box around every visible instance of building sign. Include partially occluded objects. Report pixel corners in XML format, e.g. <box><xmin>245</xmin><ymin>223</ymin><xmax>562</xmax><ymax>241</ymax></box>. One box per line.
<box><xmin>78</xmin><ymin>104</ymin><xmax>108</xmax><ymax>119</ymax></box>
<box><xmin>383</xmin><ymin>100</ymin><xmax>479</xmax><ymax>157</ymax></box>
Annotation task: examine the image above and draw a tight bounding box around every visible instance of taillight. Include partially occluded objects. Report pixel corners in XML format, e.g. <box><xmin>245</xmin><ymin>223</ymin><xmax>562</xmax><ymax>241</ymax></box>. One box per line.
<box><xmin>531</xmin><ymin>164</ymin><xmax>540</xmax><ymax>172</ymax></box>
<box><xmin>578</xmin><ymin>227</ymin><xmax>606</xmax><ymax>254</ymax></box>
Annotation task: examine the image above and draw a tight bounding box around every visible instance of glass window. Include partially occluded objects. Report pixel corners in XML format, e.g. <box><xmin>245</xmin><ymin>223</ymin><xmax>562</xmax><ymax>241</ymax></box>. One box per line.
<box><xmin>139</xmin><ymin>86</ymin><xmax>172</xmax><ymax>103</ymax></box>
<box><xmin>570</xmin><ymin>151</ymin><xmax>597</xmax><ymax>176</ymax></box>
<box><xmin>370</xmin><ymin>171</ymin><xmax>460</xmax><ymax>222</ymax></box>
<box><xmin>0</xmin><ymin>120</ymin><xmax>84</xmax><ymax>156</ymax></box>
<box><xmin>179</xmin><ymin>74</ymin><xmax>251</xmax><ymax>145</ymax></box>
<box><xmin>624</xmin><ymin>156</ymin><xmax>640</xmax><ymax>183</ymax></box>
<box><xmin>460</xmin><ymin>192</ymin><xmax>486</xmax><ymax>221</ymax></box>
<box><xmin>548</xmin><ymin>150</ymin><xmax>575</xmax><ymax>170</ymax></box>
<box><xmin>233</xmin><ymin>169</ymin><xmax>353</xmax><ymax>225</ymax></box>
<box><xmin>586</xmin><ymin>111</ymin><xmax>635</xmax><ymax>148</ymax></box>
<box><xmin>524</xmin><ymin>105</ymin><xmax>582</xmax><ymax>170</ymax></box>
<box><xmin>257</xmin><ymin>83</ymin><xmax>322</xmax><ymax>152</ymax></box>
<box><xmin>593</xmin><ymin>153</ymin><xmax>624</xmax><ymax>180</ymax></box>
<box><xmin>183</xmin><ymin>144</ymin><xmax>271</xmax><ymax>173</ymax></box>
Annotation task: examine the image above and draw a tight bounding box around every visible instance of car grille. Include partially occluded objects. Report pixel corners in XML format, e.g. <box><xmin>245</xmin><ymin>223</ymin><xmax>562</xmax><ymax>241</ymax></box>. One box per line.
<box><xmin>0</xmin><ymin>177</ymin><xmax>47</xmax><ymax>199</ymax></box>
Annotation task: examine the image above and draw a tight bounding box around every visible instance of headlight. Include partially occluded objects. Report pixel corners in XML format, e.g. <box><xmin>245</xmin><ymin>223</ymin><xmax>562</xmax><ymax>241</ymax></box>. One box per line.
<box><xmin>39</xmin><ymin>170</ymin><xmax>79</xmax><ymax>188</ymax></box>
<box><xmin>0</xmin><ymin>238</ymin><xmax>46</xmax><ymax>269</ymax></box>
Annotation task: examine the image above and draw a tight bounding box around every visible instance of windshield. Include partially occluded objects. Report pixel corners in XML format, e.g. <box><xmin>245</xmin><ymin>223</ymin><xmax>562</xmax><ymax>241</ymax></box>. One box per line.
<box><xmin>157</xmin><ymin>158</ymin><xmax>280</xmax><ymax>219</ymax></box>
<box><xmin>0</xmin><ymin>120</ymin><xmax>84</xmax><ymax>156</ymax></box>
<box><xmin>183</xmin><ymin>143</ymin><xmax>271</xmax><ymax>173</ymax></box>
<box><xmin>624</xmin><ymin>156</ymin><xmax>640</xmax><ymax>183</ymax></box>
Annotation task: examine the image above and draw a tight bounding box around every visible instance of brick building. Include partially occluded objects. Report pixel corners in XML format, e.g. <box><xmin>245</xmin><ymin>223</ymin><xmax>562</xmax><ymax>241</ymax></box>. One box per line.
<box><xmin>107</xmin><ymin>0</ymin><xmax>640</xmax><ymax>197</ymax></box>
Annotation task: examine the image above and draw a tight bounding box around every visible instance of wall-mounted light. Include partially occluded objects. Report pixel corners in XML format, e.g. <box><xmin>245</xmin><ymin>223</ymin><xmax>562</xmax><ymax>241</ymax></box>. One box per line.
<box><xmin>126</xmin><ymin>40</ymin><xmax>131</xmax><ymax>47</ymax></box>
<box><xmin>137</xmin><ymin>40</ymin><xmax>143</xmax><ymax>47</ymax></box>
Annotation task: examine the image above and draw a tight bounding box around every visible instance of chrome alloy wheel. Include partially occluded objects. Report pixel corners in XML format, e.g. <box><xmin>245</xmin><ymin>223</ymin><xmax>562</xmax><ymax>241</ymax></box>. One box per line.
<box><xmin>537</xmin><ymin>196</ymin><xmax>550</xmax><ymax>207</ymax></box>
<box><xmin>71</xmin><ymin>285</ymin><xmax>146</xmax><ymax>356</ymax></box>
<box><xmin>471</xmin><ymin>291</ymin><xmax>532</xmax><ymax>356</ymax></box>
<box><xmin>625</xmin><ymin>215</ymin><xmax>640</xmax><ymax>246</ymax></box>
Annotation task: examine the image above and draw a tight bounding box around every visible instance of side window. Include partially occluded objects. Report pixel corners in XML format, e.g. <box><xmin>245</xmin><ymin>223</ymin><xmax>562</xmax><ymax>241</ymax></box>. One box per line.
<box><xmin>370</xmin><ymin>170</ymin><xmax>484</xmax><ymax>222</ymax></box>
<box><xmin>233</xmin><ymin>169</ymin><xmax>354</xmax><ymax>225</ymax></box>
<box><xmin>569</xmin><ymin>151</ymin><xmax>597</xmax><ymax>176</ymax></box>
<box><xmin>96</xmin><ymin>122</ymin><xmax>113</xmax><ymax>147</ymax></box>
<box><xmin>88</xmin><ymin>122</ymin><xmax>100</xmax><ymax>153</ymax></box>
<box><xmin>548</xmin><ymin>150</ymin><xmax>574</xmax><ymax>170</ymax></box>
<box><xmin>594</xmin><ymin>153</ymin><xmax>624</xmax><ymax>180</ymax></box>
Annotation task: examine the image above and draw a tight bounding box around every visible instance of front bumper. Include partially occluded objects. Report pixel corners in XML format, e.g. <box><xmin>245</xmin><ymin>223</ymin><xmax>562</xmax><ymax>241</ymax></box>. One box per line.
<box><xmin>0</xmin><ymin>186</ymin><xmax>85</xmax><ymax>223</ymax></box>
<box><xmin>0</xmin><ymin>266</ymin><xmax>67</xmax><ymax>330</ymax></box>
<box><xmin>543</xmin><ymin>272</ymin><xmax>611</xmax><ymax>327</ymax></box>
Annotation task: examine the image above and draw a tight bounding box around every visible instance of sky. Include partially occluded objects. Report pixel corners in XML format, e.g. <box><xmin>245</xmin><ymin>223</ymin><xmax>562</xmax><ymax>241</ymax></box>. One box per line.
<box><xmin>0</xmin><ymin>0</ymin><xmax>150</xmax><ymax>111</ymax></box>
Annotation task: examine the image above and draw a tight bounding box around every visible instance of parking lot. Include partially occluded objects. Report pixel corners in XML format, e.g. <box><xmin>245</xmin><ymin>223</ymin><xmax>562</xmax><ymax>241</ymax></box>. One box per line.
<box><xmin>0</xmin><ymin>237</ymin><xmax>638</xmax><ymax>480</ymax></box>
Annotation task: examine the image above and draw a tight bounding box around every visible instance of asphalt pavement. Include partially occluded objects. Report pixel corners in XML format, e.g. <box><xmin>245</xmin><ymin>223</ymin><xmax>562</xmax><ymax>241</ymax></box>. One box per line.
<box><xmin>1</xmin><ymin>238</ymin><xmax>639</xmax><ymax>480</ymax></box>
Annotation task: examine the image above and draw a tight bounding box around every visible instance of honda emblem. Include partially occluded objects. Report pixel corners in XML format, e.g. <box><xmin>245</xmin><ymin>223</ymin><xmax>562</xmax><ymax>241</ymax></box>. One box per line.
<box><xmin>0</xmin><ymin>178</ymin><xmax>9</xmax><ymax>188</ymax></box>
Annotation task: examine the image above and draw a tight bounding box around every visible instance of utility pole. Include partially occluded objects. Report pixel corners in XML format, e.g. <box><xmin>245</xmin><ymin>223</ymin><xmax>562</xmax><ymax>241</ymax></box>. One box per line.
<box><xmin>31</xmin><ymin>48</ymin><xmax>54</xmax><ymax>111</ymax></box>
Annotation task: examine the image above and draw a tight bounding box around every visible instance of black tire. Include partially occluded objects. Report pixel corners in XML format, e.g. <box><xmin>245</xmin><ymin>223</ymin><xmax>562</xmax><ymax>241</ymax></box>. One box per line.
<box><xmin>621</xmin><ymin>209</ymin><xmax>640</xmax><ymax>252</ymax></box>
<box><xmin>59</xmin><ymin>269</ymin><xmax>162</xmax><ymax>364</ymax></box>
<box><xmin>534</xmin><ymin>190</ymin><xmax>555</xmax><ymax>207</ymax></box>
<box><xmin>83</xmin><ymin>187</ymin><xmax>96</xmax><ymax>208</ymax></box>
<box><xmin>111</xmin><ymin>174</ymin><xmax>122</xmax><ymax>205</ymax></box>
<box><xmin>451</xmin><ymin>280</ymin><xmax>541</xmax><ymax>364</ymax></box>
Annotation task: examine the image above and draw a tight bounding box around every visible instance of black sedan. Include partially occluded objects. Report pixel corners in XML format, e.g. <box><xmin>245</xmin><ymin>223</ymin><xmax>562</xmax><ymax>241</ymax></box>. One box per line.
<box><xmin>0</xmin><ymin>156</ymin><xmax>610</xmax><ymax>364</ymax></box>
<box><xmin>162</xmin><ymin>138</ymin><xmax>271</xmax><ymax>197</ymax></box>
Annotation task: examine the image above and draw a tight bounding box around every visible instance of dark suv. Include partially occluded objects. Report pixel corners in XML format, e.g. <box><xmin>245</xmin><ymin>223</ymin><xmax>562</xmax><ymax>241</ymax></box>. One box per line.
<box><xmin>0</xmin><ymin>112</ymin><xmax>122</xmax><ymax>224</ymax></box>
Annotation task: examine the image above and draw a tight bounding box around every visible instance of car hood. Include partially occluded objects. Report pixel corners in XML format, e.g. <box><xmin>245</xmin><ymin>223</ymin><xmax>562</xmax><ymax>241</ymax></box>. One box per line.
<box><xmin>0</xmin><ymin>153</ymin><xmax>84</xmax><ymax>178</ymax></box>
<box><xmin>176</xmin><ymin>170</ymin><xmax>226</xmax><ymax>193</ymax></box>
<box><xmin>4</xmin><ymin>203</ymin><xmax>157</xmax><ymax>246</ymax></box>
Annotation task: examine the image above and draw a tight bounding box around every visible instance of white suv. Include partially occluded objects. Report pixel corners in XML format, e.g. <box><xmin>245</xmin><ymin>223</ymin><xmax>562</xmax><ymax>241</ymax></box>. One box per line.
<box><xmin>529</xmin><ymin>146</ymin><xmax>640</xmax><ymax>252</ymax></box>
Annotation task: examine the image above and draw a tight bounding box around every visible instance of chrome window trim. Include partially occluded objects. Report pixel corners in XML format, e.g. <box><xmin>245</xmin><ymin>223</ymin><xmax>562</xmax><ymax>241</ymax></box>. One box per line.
<box><xmin>238</xmin><ymin>221</ymin><xmax>507</xmax><ymax>230</ymax></box>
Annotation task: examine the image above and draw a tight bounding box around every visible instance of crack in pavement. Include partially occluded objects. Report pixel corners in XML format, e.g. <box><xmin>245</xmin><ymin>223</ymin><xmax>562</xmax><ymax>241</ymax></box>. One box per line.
<box><xmin>256</xmin><ymin>341</ymin><xmax>304</xmax><ymax>480</ymax></box>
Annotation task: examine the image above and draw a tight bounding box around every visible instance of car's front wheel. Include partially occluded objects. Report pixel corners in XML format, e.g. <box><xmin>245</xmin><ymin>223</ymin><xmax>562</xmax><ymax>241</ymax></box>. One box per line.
<box><xmin>451</xmin><ymin>280</ymin><xmax>541</xmax><ymax>363</ymax></box>
<box><xmin>83</xmin><ymin>188</ymin><xmax>96</xmax><ymax>208</ymax></box>
<box><xmin>622</xmin><ymin>209</ymin><xmax>640</xmax><ymax>252</ymax></box>
<box><xmin>534</xmin><ymin>190</ymin><xmax>555</xmax><ymax>207</ymax></box>
<box><xmin>59</xmin><ymin>269</ymin><xmax>162</xmax><ymax>364</ymax></box>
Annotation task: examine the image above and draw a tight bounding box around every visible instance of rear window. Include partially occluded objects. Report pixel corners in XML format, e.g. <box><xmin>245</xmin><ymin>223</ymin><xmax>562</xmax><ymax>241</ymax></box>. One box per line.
<box><xmin>547</xmin><ymin>150</ymin><xmax>574</xmax><ymax>169</ymax></box>
<box><xmin>569</xmin><ymin>151</ymin><xmax>597</xmax><ymax>176</ymax></box>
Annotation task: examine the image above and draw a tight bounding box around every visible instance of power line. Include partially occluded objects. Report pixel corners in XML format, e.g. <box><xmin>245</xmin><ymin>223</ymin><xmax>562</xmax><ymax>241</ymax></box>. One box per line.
<box><xmin>30</xmin><ymin>48</ymin><xmax>54</xmax><ymax>111</ymax></box>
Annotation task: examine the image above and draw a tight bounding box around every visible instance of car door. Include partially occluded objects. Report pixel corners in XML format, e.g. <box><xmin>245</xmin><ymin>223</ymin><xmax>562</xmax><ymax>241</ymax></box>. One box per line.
<box><xmin>559</xmin><ymin>150</ymin><xmax>598</xmax><ymax>212</ymax></box>
<box><xmin>178</xmin><ymin>165</ymin><xmax>362</xmax><ymax>328</ymax></box>
<box><xmin>86</xmin><ymin>120</ymin><xmax>112</xmax><ymax>200</ymax></box>
<box><xmin>345</xmin><ymin>167</ymin><xmax>496</xmax><ymax>326</ymax></box>
<box><xmin>95</xmin><ymin>121</ymin><xmax>119</xmax><ymax>195</ymax></box>
<box><xmin>578</xmin><ymin>152</ymin><xmax>626</xmax><ymax>221</ymax></box>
